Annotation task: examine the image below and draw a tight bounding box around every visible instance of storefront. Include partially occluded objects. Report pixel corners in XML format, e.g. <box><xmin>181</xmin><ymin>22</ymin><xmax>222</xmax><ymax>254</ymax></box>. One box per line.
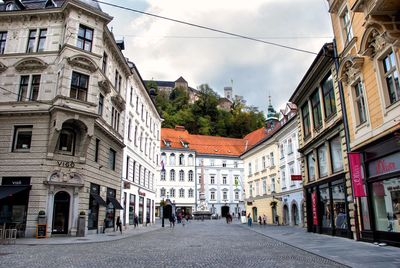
<box><xmin>88</xmin><ymin>183</ymin><xmax>106</xmax><ymax>231</ymax></box>
<box><xmin>0</xmin><ymin>177</ymin><xmax>31</xmax><ymax>237</ymax></box>
<box><xmin>305</xmin><ymin>174</ymin><xmax>352</xmax><ymax>238</ymax></box>
<box><xmin>129</xmin><ymin>194</ymin><xmax>136</xmax><ymax>225</ymax></box>
<box><xmin>358</xmin><ymin>135</ymin><xmax>400</xmax><ymax>246</ymax></box>
<box><xmin>105</xmin><ymin>188</ymin><xmax>123</xmax><ymax>229</ymax></box>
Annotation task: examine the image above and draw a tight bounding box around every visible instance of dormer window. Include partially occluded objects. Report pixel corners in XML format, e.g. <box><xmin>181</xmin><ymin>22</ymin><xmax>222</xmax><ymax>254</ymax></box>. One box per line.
<box><xmin>181</xmin><ymin>140</ymin><xmax>189</xmax><ymax>148</ymax></box>
<box><xmin>163</xmin><ymin>139</ymin><xmax>171</xmax><ymax>147</ymax></box>
<box><xmin>6</xmin><ymin>3</ymin><xmax>16</xmax><ymax>11</ymax></box>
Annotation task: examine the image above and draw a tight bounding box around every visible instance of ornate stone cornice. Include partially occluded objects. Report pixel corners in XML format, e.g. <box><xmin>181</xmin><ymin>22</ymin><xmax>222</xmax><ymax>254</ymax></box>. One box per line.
<box><xmin>14</xmin><ymin>57</ymin><xmax>48</xmax><ymax>72</ymax></box>
<box><xmin>0</xmin><ymin>61</ymin><xmax>7</xmax><ymax>73</ymax></box>
<box><xmin>111</xmin><ymin>94</ymin><xmax>126</xmax><ymax>111</ymax></box>
<box><xmin>67</xmin><ymin>54</ymin><xmax>97</xmax><ymax>73</ymax></box>
<box><xmin>338</xmin><ymin>56</ymin><xmax>365</xmax><ymax>85</ymax></box>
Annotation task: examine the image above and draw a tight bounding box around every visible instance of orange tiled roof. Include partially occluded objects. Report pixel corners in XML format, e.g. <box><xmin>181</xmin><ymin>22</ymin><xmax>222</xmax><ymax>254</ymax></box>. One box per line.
<box><xmin>243</xmin><ymin>127</ymin><xmax>268</xmax><ymax>148</ymax></box>
<box><xmin>161</xmin><ymin>127</ymin><xmax>247</xmax><ymax>156</ymax></box>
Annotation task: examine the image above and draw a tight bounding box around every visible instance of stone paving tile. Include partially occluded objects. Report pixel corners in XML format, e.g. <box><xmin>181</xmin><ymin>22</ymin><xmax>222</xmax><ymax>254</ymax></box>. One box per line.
<box><xmin>0</xmin><ymin>220</ymin><xmax>345</xmax><ymax>268</ymax></box>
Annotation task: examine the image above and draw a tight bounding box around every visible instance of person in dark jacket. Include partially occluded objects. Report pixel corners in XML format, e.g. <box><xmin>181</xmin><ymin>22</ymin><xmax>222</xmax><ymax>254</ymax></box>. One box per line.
<box><xmin>134</xmin><ymin>214</ymin><xmax>139</xmax><ymax>228</ymax></box>
<box><xmin>116</xmin><ymin>216</ymin><xmax>122</xmax><ymax>234</ymax></box>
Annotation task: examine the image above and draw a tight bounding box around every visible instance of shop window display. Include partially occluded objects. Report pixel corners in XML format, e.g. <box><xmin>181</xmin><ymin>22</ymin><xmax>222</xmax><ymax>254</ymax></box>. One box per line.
<box><xmin>372</xmin><ymin>177</ymin><xmax>400</xmax><ymax>233</ymax></box>
<box><xmin>332</xmin><ymin>181</ymin><xmax>347</xmax><ymax>230</ymax></box>
<box><xmin>319</xmin><ymin>184</ymin><xmax>331</xmax><ymax>228</ymax></box>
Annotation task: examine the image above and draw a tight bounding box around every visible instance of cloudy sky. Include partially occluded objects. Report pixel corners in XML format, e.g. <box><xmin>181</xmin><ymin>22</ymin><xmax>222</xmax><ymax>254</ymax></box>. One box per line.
<box><xmin>100</xmin><ymin>0</ymin><xmax>333</xmax><ymax>114</ymax></box>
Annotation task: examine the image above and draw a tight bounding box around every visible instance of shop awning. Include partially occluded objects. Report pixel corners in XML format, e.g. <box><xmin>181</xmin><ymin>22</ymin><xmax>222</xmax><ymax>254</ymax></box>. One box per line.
<box><xmin>90</xmin><ymin>193</ymin><xmax>107</xmax><ymax>207</ymax></box>
<box><xmin>0</xmin><ymin>185</ymin><xmax>31</xmax><ymax>200</ymax></box>
<box><xmin>108</xmin><ymin>197</ymin><xmax>124</xmax><ymax>210</ymax></box>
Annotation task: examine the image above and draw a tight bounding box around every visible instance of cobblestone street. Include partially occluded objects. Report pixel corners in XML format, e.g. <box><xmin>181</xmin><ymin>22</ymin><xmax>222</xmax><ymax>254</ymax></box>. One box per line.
<box><xmin>0</xmin><ymin>220</ymin><xmax>346</xmax><ymax>268</ymax></box>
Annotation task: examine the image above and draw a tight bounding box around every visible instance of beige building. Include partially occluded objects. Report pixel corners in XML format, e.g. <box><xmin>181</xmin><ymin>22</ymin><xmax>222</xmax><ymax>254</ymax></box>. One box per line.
<box><xmin>327</xmin><ymin>0</ymin><xmax>400</xmax><ymax>245</ymax></box>
<box><xmin>0</xmin><ymin>0</ymin><xmax>130</xmax><ymax>237</ymax></box>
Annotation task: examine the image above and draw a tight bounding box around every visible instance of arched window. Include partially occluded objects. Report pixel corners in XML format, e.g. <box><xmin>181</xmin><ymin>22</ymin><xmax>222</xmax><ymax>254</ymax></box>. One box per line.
<box><xmin>188</xmin><ymin>154</ymin><xmax>194</xmax><ymax>165</ymax></box>
<box><xmin>160</xmin><ymin>188</ymin><xmax>166</xmax><ymax>197</ymax></box>
<box><xmin>170</xmin><ymin>169</ymin><xmax>175</xmax><ymax>181</ymax></box>
<box><xmin>170</xmin><ymin>188</ymin><xmax>175</xmax><ymax>198</ymax></box>
<box><xmin>161</xmin><ymin>170</ymin><xmax>166</xmax><ymax>181</ymax></box>
<box><xmin>188</xmin><ymin>188</ymin><xmax>194</xmax><ymax>198</ymax></box>
<box><xmin>169</xmin><ymin>153</ymin><xmax>175</xmax><ymax>166</ymax></box>
<box><xmin>179</xmin><ymin>188</ymin><xmax>185</xmax><ymax>198</ymax></box>
<box><xmin>179</xmin><ymin>154</ymin><xmax>185</xmax><ymax>165</ymax></box>
<box><xmin>57</xmin><ymin>128</ymin><xmax>76</xmax><ymax>155</ymax></box>
<box><xmin>188</xmin><ymin>170</ymin><xmax>193</xmax><ymax>182</ymax></box>
<box><xmin>179</xmin><ymin>170</ymin><xmax>184</xmax><ymax>181</ymax></box>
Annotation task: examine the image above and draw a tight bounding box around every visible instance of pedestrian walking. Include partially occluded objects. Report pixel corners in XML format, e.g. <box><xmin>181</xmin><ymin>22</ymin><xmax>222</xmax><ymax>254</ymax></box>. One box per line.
<box><xmin>169</xmin><ymin>214</ymin><xmax>176</xmax><ymax>228</ymax></box>
<box><xmin>258</xmin><ymin>216</ymin><xmax>262</xmax><ymax>225</ymax></box>
<box><xmin>103</xmin><ymin>217</ymin><xmax>107</xmax><ymax>233</ymax></box>
<box><xmin>247</xmin><ymin>213</ymin><xmax>252</xmax><ymax>227</ymax></box>
<box><xmin>238</xmin><ymin>213</ymin><xmax>241</xmax><ymax>221</ymax></box>
<box><xmin>262</xmin><ymin>215</ymin><xmax>267</xmax><ymax>226</ymax></box>
<box><xmin>116</xmin><ymin>216</ymin><xmax>122</xmax><ymax>234</ymax></box>
<box><xmin>146</xmin><ymin>214</ymin><xmax>150</xmax><ymax>227</ymax></box>
<box><xmin>134</xmin><ymin>214</ymin><xmax>139</xmax><ymax>228</ymax></box>
<box><xmin>182</xmin><ymin>217</ymin><xmax>186</xmax><ymax>227</ymax></box>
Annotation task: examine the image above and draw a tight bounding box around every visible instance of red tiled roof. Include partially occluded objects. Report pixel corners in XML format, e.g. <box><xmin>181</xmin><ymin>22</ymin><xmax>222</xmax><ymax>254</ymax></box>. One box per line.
<box><xmin>243</xmin><ymin>127</ymin><xmax>268</xmax><ymax>148</ymax></box>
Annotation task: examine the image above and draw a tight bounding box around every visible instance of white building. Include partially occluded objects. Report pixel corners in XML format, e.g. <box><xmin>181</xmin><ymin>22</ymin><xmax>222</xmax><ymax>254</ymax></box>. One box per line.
<box><xmin>276</xmin><ymin>103</ymin><xmax>304</xmax><ymax>226</ymax></box>
<box><xmin>156</xmin><ymin>126</ymin><xmax>245</xmax><ymax>219</ymax></box>
<box><xmin>120</xmin><ymin>63</ymin><xmax>162</xmax><ymax>228</ymax></box>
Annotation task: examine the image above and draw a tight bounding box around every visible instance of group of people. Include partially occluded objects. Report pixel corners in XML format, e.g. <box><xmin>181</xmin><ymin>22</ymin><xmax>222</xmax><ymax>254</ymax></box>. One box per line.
<box><xmin>247</xmin><ymin>214</ymin><xmax>267</xmax><ymax>227</ymax></box>
<box><xmin>169</xmin><ymin>213</ymin><xmax>191</xmax><ymax>228</ymax></box>
<box><xmin>103</xmin><ymin>213</ymin><xmax>149</xmax><ymax>234</ymax></box>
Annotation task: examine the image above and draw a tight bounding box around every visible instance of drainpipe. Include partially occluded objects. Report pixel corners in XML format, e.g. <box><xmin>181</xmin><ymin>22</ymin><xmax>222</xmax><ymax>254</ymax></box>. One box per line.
<box><xmin>332</xmin><ymin>39</ymin><xmax>359</xmax><ymax>240</ymax></box>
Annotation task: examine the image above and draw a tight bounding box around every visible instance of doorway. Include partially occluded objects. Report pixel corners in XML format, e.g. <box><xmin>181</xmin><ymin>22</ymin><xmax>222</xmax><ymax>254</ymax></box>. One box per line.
<box><xmin>252</xmin><ymin>207</ymin><xmax>258</xmax><ymax>222</ymax></box>
<box><xmin>221</xmin><ymin>206</ymin><xmax>230</xmax><ymax>217</ymax></box>
<box><xmin>292</xmin><ymin>204</ymin><xmax>299</xmax><ymax>226</ymax></box>
<box><xmin>52</xmin><ymin>191</ymin><xmax>70</xmax><ymax>234</ymax></box>
<box><xmin>283</xmin><ymin>205</ymin><xmax>289</xmax><ymax>225</ymax></box>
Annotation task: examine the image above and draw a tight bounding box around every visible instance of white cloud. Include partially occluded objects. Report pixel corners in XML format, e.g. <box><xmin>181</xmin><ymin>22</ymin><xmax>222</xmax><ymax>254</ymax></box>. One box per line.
<box><xmin>104</xmin><ymin>0</ymin><xmax>333</xmax><ymax>113</ymax></box>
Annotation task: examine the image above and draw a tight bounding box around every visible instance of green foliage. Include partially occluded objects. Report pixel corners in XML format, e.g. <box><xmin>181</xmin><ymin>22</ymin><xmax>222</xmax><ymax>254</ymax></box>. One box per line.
<box><xmin>154</xmin><ymin>83</ymin><xmax>265</xmax><ymax>138</ymax></box>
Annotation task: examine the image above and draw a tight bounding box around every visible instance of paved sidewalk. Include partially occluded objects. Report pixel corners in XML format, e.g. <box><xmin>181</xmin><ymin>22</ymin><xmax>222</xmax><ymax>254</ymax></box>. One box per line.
<box><xmin>242</xmin><ymin>223</ymin><xmax>400</xmax><ymax>268</ymax></box>
<box><xmin>14</xmin><ymin>223</ymin><xmax>161</xmax><ymax>245</ymax></box>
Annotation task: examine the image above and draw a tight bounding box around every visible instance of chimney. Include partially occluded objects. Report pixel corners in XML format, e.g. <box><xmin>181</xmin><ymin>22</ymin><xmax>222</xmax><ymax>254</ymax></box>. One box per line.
<box><xmin>175</xmin><ymin>125</ymin><xmax>186</xmax><ymax>131</ymax></box>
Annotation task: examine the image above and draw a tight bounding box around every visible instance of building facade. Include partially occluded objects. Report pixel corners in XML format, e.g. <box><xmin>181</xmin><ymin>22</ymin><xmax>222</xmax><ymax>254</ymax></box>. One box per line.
<box><xmin>0</xmin><ymin>0</ymin><xmax>130</xmax><ymax>237</ymax></box>
<box><xmin>121</xmin><ymin>63</ymin><xmax>162</xmax><ymax>228</ymax></box>
<box><xmin>327</xmin><ymin>0</ymin><xmax>400</xmax><ymax>245</ymax></box>
<box><xmin>276</xmin><ymin>104</ymin><xmax>304</xmax><ymax>226</ymax></box>
<box><xmin>290</xmin><ymin>43</ymin><xmax>354</xmax><ymax>239</ymax></box>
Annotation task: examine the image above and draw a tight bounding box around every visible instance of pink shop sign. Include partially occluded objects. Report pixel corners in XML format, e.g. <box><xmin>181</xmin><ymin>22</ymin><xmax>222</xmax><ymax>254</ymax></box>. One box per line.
<box><xmin>349</xmin><ymin>153</ymin><xmax>366</xmax><ymax>197</ymax></box>
<box><xmin>368</xmin><ymin>152</ymin><xmax>400</xmax><ymax>178</ymax></box>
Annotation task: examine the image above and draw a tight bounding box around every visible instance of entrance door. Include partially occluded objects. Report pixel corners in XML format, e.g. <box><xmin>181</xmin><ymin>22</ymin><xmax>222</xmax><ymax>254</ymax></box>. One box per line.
<box><xmin>283</xmin><ymin>205</ymin><xmax>289</xmax><ymax>225</ymax></box>
<box><xmin>292</xmin><ymin>204</ymin><xmax>299</xmax><ymax>226</ymax></box>
<box><xmin>221</xmin><ymin>206</ymin><xmax>230</xmax><ymax>217</ymax></box>
<box><xmin>52</xmin><ymin>191</ymin><xmax>70</xmax><ymax>234</ymax></box>
<box><xmin>252</xmin><ymin>207</ymin><xmax>258</xmax><ymax>222</ymax></box>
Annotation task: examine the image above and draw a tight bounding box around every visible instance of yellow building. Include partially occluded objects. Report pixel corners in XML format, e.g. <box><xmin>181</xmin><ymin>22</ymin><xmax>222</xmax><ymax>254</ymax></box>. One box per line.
<box><xmin>327</xmin><ymin>0</ymin><xmax>400</xmax><ymax>246</ymax></box>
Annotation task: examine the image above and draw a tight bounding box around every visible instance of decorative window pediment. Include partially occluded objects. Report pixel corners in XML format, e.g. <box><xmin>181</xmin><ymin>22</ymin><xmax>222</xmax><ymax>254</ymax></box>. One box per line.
<box><xmin>14</xmin><ymin>57</ymin><xmax>48</xmax><ymax>72</ymax></box>
<box><xmin>338</xmin><ymin>56</ymin><xmax>364</xmax><ymax>85</ymax></box>
<box><xmin>67</xmin><ymin>55</ymin><xmax>97</xmax><ymax>73</ymax></box>
<box><xmin>360</xmin><ymin>23</ymin><xmax>396</xmax><ymax>58</ymax></box>
<box><xmin>98</xmin><ymin>79</ymin><xmax>111</xmax><ymax>94</ymax></box>
<box><xmin>0</xmin><ymin>61</ymin><xmax>7</xmax><ymax>73</ymax></box>
<box><xmin>111</xmin><ymin>94</ymin><xmax>126</xmax><ymax>111</ymax></box>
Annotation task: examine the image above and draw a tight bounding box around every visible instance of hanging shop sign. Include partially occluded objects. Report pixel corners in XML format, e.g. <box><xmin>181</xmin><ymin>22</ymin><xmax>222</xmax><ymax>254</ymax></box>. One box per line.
<box><xmin>138</xmin><ymin>190</ymin><xmax>146</xmax><ymax>197</ymax></box>
<box><xmin>312</xmin><ymin>192</ymin><xmax>318</xmax><ymax>225</ymax></box>
<box><xmin>348</xmin><ymin>153</ymin><xmax>366</xmax><ymax>197</ymax></box>
<box><xmin>291</xmin><ymin>175</ymin><xmax>302</xmax><ymax>181</ymax></box>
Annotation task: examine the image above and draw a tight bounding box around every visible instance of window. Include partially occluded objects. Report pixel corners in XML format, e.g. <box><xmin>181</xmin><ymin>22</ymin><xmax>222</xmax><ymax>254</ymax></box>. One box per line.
<box><xmin>94</xmin><ymin>138</ymin><xmax>100</xmax><ymax>162</ymax></box>
<box><xmin>13</xmin><ymin>126</ymin><xmax>32</xmax><ymax>152</ymax></box>
<box><xmin>289</xmin><ymin>164</ymin><xmax>295</xmax><ymax>186</ymax></box>
<box><xmin>287</xmin><ymin>139</ymin><xmax>293</xmax><ymax>154</ymax></box>
<box><xmin>223</xmin><ymin>191</ymin><xmax>228</xmax><ymax>200</ymax></box>
<box><xmin>179</xmin><ymin>188</ymin><xmax>184</xmax><ymax>198</ymax></box>
<box><xmin>136</xmin><ymin>96</ymin><xmax>139</xmax><ymax>113</ymax></box>
<box><xmin>102</xmin><ymin>52</ymin><xmax>108</xmax><ymax>73</ymax></box>
<box><xmin>307</xmin><ymin>153</ymin><xmax>315</xmax><ymax>181</ymax></box>
<box><xmin>17</xmin><ymin>76</ymin><xmax>29</xmax><ymax>101</ymax></box>
<box><xmin>188</xmin><ymin>188</ymin><xmax>194</xmax><ymax>198</ymax></box>
<box><xmin>318</xmin><ymin>144</ymin><xmax>328</xmax><ymax>177</ymax></box>
<box><xmin>280</xmin><ymin>144</ymin><xmax>285</xmax><ymax>159</ymax></box>
<box><xmin>210</xmin><ymin>176</ymin><xmax>215</xmax><ymax>184</ymax></box>
<box><xmin>58</xmin><ymin>129</ymin><xmax>75</xmax><ymax>155</ymax></box>
<box><xmin>222</xmin><ymin>161</ymin><xmax>227</xmax><ymax>167</ymax></box>
<box><xmin>179</xmin><ymin>154</ymin><xmax>184</xmax><ymax>165</ymax></box>
<box><xmin>161</xmin><ymin>170</ymin><xmax>166</xmax><ymax>181</ymax></box>
<box><xmin>249</xmin><ymin>183</ymin><xmax>253</xmax><ymax>197</ymax></box>
<box><xmin>281</xmin><ymin>170</ymin><xmax>286</xmax><ymax>188</ymax></box>
<box><xmin>210</xmin><ymin>160</ymin><xmax>215</xmax><ymax>166</ymax></box>
<box><xmin>130</xmin><ymin>87</ymin><xmax>133</xmax><ymax>105</ymax></box>
<box><xmin>271</xmin><ymin>177</ymin><xmax>276</xmax><ymax>192</ymax></box>
<box><xmin>341</xmin><ymin>7</ymin><xmax>353</xmax><ymax>45</ymax></box>
<box><xmin>169</xmin><ymin>153</ymin><xmax>175</xmax><ymax>166</ymax></box>
<box><xmin>210</xmin><ymin>191</ymin><xmax>215</xmax><ymax>200</ymax></box>
<box><xmin>37</xmin><ymin>29</ymin><xmax>47</xmax><ymax>52</ymax></box>
<box><xmin>26</xmin><ymin>29</ymin><xmax>37</xmax><ymax>53</ymax></box>
<box><xmin>322</xmin><ymin>73</ymin><xmax>336</xmax><ymax>119</ymax></box>
<box><xmin>141</xmin><ymin>104</ymin><xmax>144</xmax><ymax>120</ymax></box>
<box><xmin>134</xmin><ymin>126</ymin><xmax>138</xmax><ymax>147</ymax></box>
<box><xmin>270</xmin><ymin>152</ymin><xmax>275</xmax><ymax>166</ymax></box>
<box><xmin>114</xmin><ymin>70</ymin><xmax>122</xmax><ymax>92</ymax></box>
<box><xmin>0</xmin><ymin>31</ymin><xmax>7</xmax><ymax>54</ymax></box>
<box><xmin>188</xmin><ymin>170</ymin><xmax>193</xmax><ymax>182</ymax></box>
<box><xmin>98</xmin><ymin>94</ymin><xmax>104</xmax><ymax>116</ymax></box>
<box><xmin>255</xmin><ymin>181</ymin><xmax>259</xmax><ymax>196</ymax></box>
<box><xmin>248</xmin><ymin>163</ymin><xmax>252</xmax><ymax>175</ymax></box>
<box><xmin>160</xmin><ymin>188</ymin><xmax>166</xmax><ymax>197</ymax></box>
<box><xmin>132</xmin><ymin>161</ymin><xmax>136</xmax><ymax>182</ymax></box>
<box><xmin>235</xmin><ymin>191</ymin><xmax>239</xmax><ymax>200</ymax></box>
<box><xmin>77</xmin><ymin>25</ymin><xmax>93</xmax><ymax>52</ymax></box>
<box><xmin>222</xmin><ymin>176</ymin><xmax>227</xmax><ymax>185</ymax></box>
<box><xmin>179</xmin><ymin>170</ymin><xmax>184</xmax><ymax>181</ymax></box>
<box><xmin>170</xmin><ymin>169</ymin><xmax>175</xmax><ymax>181</ymax></box>
<box><xmin>330</xmin><ymin>136</ymin><xmax>343</xmax><ymax>172</ymax></box>
<box><xmin>5</xmin><ymin>3</ymin><xmax>15</xmax><ymax>10</ymax></box>
<box><xmin>255</xmin><ymin>159</ymin><xmax>259</xmax><ymax>172</ymax></box>
<box><xmin>234</xmin><ymin>161</ymin><xmax>238</xmax><ymax>168</ymax></box>
<box><xmin>262</xmin><ymin>156</ymin><xmax>266</xmax><ymax>169</ymax></box>
<box><xmin>262</xmin><ymin>179</ymin><xmax>267</xmax><ymax>194</ymax></box>
<box><xmin>311</xmin><ymin>90</ymin><xmax>322</xmax><ymax>128</ymax></box>
<box><xmin>111</xmin><ymin>107</ymin><xmax>120</xmax><ymax>131</ymax></box>
<box><xmin>170</xmin><ymin>188</ymin><xmax>175</xmax><ymax>198</ymax></box>
<box><xmin>109</xmin><ymin>148</ymin><xmax>116</xmax><ymax>170</ymax></box>
<box><xmin>126</xmin><ymin>156</ymin><xmax>130</xmax><ymax>180</ymax></box>
<box><xmin>188</xmin><ymin>154</ymin><xmax>194</xmax><ymax>165</ymax></box>
<box><xmin>302</xmin><ymin>103</ymin><xmax>311</xmax><ymax>138</ymax></box>
<box><xmin>70</xmin><ymin>71</ymin><xmax>89</xmax><ymax>101</ymax></box>
<box><xmin>353</xmin><ymin>81</ymin><xmax>367</xmax><ymax>125</ymax></box>
<box><xmin>382</xmin><ymin>50</ymin><xmax>400</xmax><ymax>105</ymax></box>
